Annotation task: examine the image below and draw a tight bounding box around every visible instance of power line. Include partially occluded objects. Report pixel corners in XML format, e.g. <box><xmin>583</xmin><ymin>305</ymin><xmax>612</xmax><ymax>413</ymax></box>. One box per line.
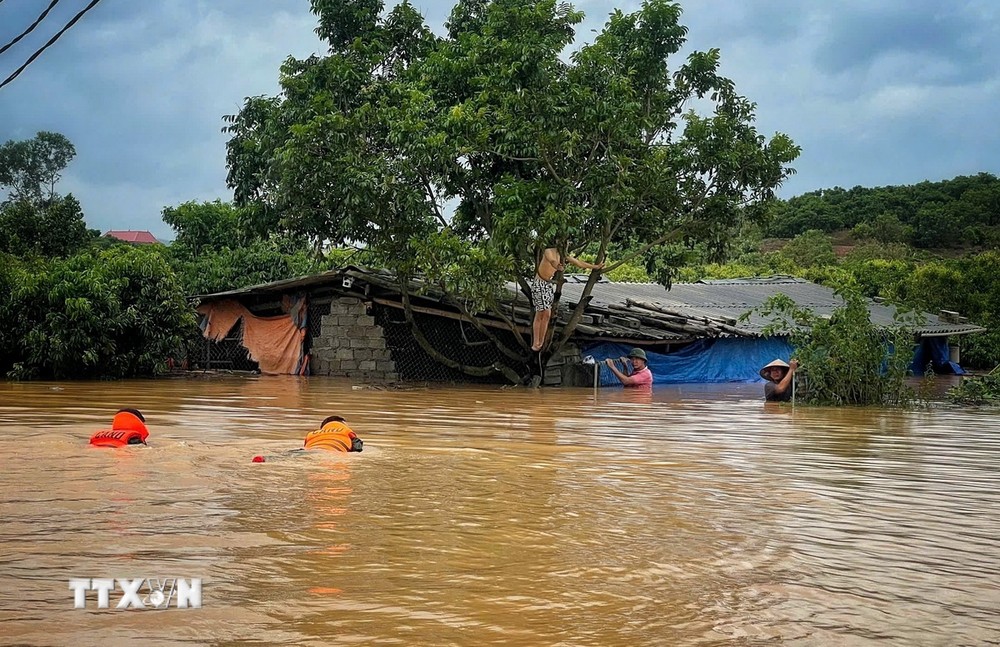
<box><xmin>0</xmin><ymin>0</ymin><xmax>102</xmax><ymax>91</ymax></box>
<box><xmin>0</xmin><ymin>0</ymin><xmax>61</xmax><ymax>57</ymax></box>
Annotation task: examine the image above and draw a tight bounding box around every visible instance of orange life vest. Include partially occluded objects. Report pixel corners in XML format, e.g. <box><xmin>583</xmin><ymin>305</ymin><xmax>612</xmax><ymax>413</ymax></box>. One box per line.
<box><xmin>90</xmin><ymin>411</ymin><xmax>150</xmax><ymax>448</ymax></box>
<box><xmin>303</xmin><ymin>420</ymin><xmax>363</xmax><ymax>452</ymax></box>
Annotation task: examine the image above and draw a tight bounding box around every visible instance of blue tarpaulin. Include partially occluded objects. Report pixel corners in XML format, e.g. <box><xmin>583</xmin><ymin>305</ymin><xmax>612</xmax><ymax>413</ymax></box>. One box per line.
<box><xmin>584</xmin><ymin>335</ymin><xmax>964</xmax><ymax>387</ymax></box>
<box><xmin>584</xmin><ymin>338</ymin><xmax>795</xmax><ymax>386</ymax></box>
<box><xmin>910</xmin><ymin>337</ymin><xmax>965</xmax><ymax>375</ymax></box>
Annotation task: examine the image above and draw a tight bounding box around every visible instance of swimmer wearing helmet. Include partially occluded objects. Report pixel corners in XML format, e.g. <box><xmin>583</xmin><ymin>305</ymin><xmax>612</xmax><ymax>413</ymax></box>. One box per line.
<box><xmin>251</xmin><ymin>415</ymin><xmax>363</xmax><ymax>463</ymax></box>
<box><xmin>90</xmin><ymin>408</ymin><xmax>150</xmax><ymax>447</ymax></box>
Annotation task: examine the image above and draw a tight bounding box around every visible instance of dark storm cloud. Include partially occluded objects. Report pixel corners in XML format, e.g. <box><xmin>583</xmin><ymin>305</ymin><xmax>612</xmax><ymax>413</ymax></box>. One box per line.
<box><xmin>671</xmin><ymin>0</ymin><xmax>1000</xmax><ymax>193</ymax></box>
<box><xmin>812</xmin><ymin>1</ymin><xmax>993</xmax><ymax>83</ymax></box>
<box><xmin>0</xmin><ymin>1</ymin><xmax>321</xmax><ymax>239</ymax></box>
<box><xmin>1</xmin><ymin>0</ymin><xmax>999</xmax><ymax>238</ymax></box>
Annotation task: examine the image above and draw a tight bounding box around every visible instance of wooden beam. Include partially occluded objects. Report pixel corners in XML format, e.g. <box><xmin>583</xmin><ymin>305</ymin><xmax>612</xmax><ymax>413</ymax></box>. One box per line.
<box><xmin>371</xmin><ymin>297</ymin><xmax>531</xmax><ymax>334</ymax></box>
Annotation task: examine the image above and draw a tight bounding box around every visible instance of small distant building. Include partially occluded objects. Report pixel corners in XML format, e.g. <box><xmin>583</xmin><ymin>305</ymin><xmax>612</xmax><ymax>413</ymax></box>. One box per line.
<box><xmin>104</xmin><ymin>230</ymin><xmax>159</xmax><ymax>245</ymax></box>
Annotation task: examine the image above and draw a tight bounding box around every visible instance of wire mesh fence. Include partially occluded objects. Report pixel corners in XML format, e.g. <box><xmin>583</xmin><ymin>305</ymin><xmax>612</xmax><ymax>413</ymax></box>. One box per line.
<box><xmin>372</xmin><ymin>304</ymin><xmax>525</xmax><ymax>383</ymax></box>
<box><xmin>188</xmin><ymin>297</ymin><xmax>537</xmax><ymax>383</ymax></box>
<box><xmin>185</xmin><ymin>320</ymin><xmax>258</xmax><ymax>372</ymax></box>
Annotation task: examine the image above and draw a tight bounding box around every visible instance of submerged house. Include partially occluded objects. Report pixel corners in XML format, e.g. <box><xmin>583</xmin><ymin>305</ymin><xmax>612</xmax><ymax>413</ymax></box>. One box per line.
<box><xmin>192</xmin><ymin>268</ymin><xmax>985</xmax><ymax>386</ymax></box>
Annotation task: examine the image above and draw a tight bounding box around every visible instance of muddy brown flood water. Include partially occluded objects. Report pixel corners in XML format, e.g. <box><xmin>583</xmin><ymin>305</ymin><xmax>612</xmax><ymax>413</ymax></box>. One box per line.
<box><xmin>1</xmin><ymin>376</ymin><xmax>998</xmax><ymax>646</ymax></box>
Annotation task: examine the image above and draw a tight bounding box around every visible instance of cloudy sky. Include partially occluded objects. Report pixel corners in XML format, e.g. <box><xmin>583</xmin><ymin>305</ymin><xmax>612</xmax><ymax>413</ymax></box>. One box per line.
<box><xmin>1</xmin><ymin>0</ymin><xmax>998</xmax><ymax>241</ymax></box>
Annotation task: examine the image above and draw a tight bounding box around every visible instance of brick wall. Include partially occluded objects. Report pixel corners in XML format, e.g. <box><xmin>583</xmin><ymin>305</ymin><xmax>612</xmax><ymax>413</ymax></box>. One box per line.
<box><xmin>310</xmin><ymin>297</ymin><xmax>398</xmax><ymax>382</ymax></box>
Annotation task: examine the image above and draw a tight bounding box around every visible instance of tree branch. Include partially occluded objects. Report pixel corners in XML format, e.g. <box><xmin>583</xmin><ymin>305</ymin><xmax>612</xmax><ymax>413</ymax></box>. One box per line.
<box><xmin>421</xmin><ymin>174</ymin><xmax>448</xmax><ymax>227</ymax></box>
<box><xmin>400</xmin><ymin>281</ymin><xmax>521</xmax><ymax>383</ymax></box>
<box><xmin>441</xmin><ymin>291</ymin><xmax>529</xmax><ymax>361</ymax></box>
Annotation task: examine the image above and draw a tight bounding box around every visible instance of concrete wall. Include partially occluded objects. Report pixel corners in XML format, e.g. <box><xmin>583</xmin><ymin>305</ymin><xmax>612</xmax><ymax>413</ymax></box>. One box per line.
<box><xmin>309</xmin><ymin>295</ymin><xmax>587</xmax><ymax>386</ymax></box>
<box><xmin>547</xmin><ymin>344</ymin><xmax>584</xmax><ymax>387</ymax></box>
<box><xmin>310</xmin><ymin>297</ymin><xmax>398</xmax><ymax>382</ymax></box>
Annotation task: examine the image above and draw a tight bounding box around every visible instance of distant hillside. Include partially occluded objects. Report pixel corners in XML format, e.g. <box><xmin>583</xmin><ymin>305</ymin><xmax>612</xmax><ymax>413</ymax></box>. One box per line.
<box><xmin>766</xmin><ymin>173</ymin><xmax>1000</xmax><ymax>249</ymax></box>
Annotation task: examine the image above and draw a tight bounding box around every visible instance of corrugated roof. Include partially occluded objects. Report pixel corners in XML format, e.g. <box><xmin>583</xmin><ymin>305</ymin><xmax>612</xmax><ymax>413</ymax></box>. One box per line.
<box><xmin>193</xmin><ymin>269</ymin><xmax>986</xmax><ymax>340</ymax></box>
<box><xmin>191</xmin><ymin>270</ymin><xmax>345</xmax><ymax>300</ymax></box>
<box><xmin>558</xmin><ymin>277</ymin><xmax>986</xmax><ymax>338</ymax></box>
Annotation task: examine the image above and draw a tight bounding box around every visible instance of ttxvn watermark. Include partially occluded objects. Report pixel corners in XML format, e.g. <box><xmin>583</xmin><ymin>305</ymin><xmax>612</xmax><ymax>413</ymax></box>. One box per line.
<box><xmin>69</xmin><ymin>578</ymin><xmax>202</xmax><ymax>609</ymax></box>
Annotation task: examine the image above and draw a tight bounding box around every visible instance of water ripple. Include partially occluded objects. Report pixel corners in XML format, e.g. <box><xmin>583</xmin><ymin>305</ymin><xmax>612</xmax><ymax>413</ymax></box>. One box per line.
<box><xmin>1</xmin><ymin>378</ymin><xmax>999</xmax><ymax>645</ymax></box>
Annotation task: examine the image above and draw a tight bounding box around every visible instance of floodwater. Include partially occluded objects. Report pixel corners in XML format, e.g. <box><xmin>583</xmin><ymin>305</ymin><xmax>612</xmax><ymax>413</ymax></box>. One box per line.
<box><xmin>1</xmin><ymin>376</ymin><xmax>998</xmax><ymax>647</ymax></box>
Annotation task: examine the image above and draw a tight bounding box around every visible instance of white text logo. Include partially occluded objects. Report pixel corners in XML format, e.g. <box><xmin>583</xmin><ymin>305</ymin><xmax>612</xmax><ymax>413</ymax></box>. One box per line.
<box><xmin>69</xmin><ymin>578</ymin><xmax>202</xmax><ymax>609</ymax></box>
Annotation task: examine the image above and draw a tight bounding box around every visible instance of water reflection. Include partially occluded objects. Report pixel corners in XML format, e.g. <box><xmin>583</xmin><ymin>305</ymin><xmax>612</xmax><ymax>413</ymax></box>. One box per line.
<box><xmin>1</xmin><ymin>377</ymin><xmax>999</xmax><ymax>645</ymax></box>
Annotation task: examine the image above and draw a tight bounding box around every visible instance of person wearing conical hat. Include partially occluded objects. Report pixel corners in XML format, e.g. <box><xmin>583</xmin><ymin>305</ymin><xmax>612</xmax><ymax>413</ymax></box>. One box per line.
<box><xmin>760</xmin><ymin>358</ymin><xmax>799</xmax><ymax>402</ymax></box>
<box><xmin>604</xmin><ymin>348</ymin><xmax>653</xmax><ymax>387</ymax></box>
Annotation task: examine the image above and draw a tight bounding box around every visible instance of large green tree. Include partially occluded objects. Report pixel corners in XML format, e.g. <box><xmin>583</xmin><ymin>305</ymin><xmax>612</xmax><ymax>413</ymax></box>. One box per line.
<box><xmin>162</xmin><ymin>200</ymin><xmax>247</xmax><ymax>259</ymax></box>
<box><xmin>160</xmin><ymin>199</ymin><xmax>330</xmax><ymax>295</ymax></box>
<box><xmin>225</xmin><ymin>0</ymin><xmax>799</xmax><ymax>382</ymax></box>
<box><xmin>0</xmin><ymin>132</ymin><xmax>96</xmax><ymax>257</ymax></box>
<box><xmin>0</xmin><ymin>131</ymin><xmax>75</xmax><ymax>205</ymax></box>
<box><xmin>0</xmin><ymin>194</ymin><xmax>95</xmax><ymax>257</ymax></box>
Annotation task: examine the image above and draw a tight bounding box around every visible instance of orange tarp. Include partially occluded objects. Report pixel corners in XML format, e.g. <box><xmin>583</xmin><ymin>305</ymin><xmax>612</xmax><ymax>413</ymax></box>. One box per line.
<box><xmin>197</xmin><ymin>299</ymin><xmax>306</xmax><ymax>375</ymax></box>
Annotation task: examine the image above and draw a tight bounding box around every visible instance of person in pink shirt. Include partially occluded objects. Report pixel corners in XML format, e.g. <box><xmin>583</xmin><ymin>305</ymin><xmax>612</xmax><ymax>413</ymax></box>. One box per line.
<box><xmin>604</xmin><ymin>348</ymin><xmax>653</xmax><ymax>387</ymax></box>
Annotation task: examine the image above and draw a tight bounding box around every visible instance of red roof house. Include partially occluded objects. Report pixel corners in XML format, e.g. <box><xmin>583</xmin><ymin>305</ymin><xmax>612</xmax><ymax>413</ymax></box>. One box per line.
<box><xmin>104</xmin><ymin>230</ymin><xmax>160</xmax><ymax>244</ymax></box>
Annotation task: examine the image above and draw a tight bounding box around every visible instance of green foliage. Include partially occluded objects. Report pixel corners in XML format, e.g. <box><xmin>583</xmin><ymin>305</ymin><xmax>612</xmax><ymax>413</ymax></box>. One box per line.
<box><xmin>779</xmin><ymin>229</ymin><xmax>837</xmax><ymax>267</ymax></box>
<box><xmin>645</xmin><ymin>243</ymin><xmax>704</xmax><ymax>287</ymax></box>
<box><xmin>0</xmin><ymin>131</ymin><xmax>75</xmax><ymax>205</ymax></box>
<box><xmin>764</xmin><ymin>173</ymin><xmax>1000</xmax><ymax>248</ymax></box>
<box><xmin>0</xmin><ymin>195</ymin><xmax>97</xmax><ymax>257</ymax></box>
<box><xmin>852</xmin><ymin>212</ymin><xmax>911</xmax><ymax>244</ymax></box>
<box><xmin>946</xmin><ymin>374</ymin><xmax>1000</xmax><ymax>406</ymax></box>
<box><xmin>767</xmin><ymin>194</ymin><xmax>843</xmax><ymax>237</ymax></box>
<box><xmin>754</xmin><ymin>289</ymin><xmax>917</xmax><ymax>406</ymax></box>
<box><xmin>0</xmin><ymin>133</ymin><xmax>202</xmax><ymax>380</ymax></box>
<box><xmin>224</xmin><ymin>0</ymin><xmax>799</xmax><ymax>373</ymax></box>
<box><xmin>0</xmin><ymin>132</ymin><xmax>96</xmax><ymax>258</ymax></box>
<box><xmin>604</xmin><ymin>262</ymin><xmax>651</xmax><ymax>283</ymax></box>
<box><xmin>324</xmin><ymin>246</ymin><xmax>377</xmax><ymax>269</ymax></box>
<box><xmin>162</xmin><ymin>200</ymin><xmax>248</xmax><ymax>259</ymax></box>
<box><xmin>159</xmin><ymin>199</ymin><xmax>329</xmax><ymax>295</ymax></box>
<box><xmin>169</xmin><ymin>238</ymin><xmax>325</xmax><ymax>296</ymax></box>
<box><xmin>0</xmin><ymin>255</ymin><xmax>39</xmax><ymax>370</ymax></box>
<box><xmin>2</xmin><ymin>246</ymin><xmax>196</xmax><ymax>380</ymax></box>
<box><xmin>911</xmin><ymin>203</ymin><xmax>964</xmax><ymax>248</ymax></box>
<box><xmin>841</xmin><ymin>258</ymin><xmax>913</xmax><ymax>300</ymax></box>
<box><xmin>842</xmin><ymin>242</ymin><xmax>916</xmax><ymax>264</ymax></box>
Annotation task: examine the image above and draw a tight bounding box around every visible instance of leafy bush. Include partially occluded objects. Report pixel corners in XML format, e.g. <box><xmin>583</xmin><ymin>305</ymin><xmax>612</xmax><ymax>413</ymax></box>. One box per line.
<box><xmin>604</xmin><ymin>262</ymin><xmax>651</xmax><ymax>283</ymax></box>
<box><xmin>753</xmin><ymin>289</ymin><xmax>918</xmax><ymax>406</ymax></box>
<box><xmin>853</xmin><ymin>212</ymin><xmax>911</xmax><ymax>244</ymax></box>
<box><xmin>842</xmin><ymin>242</ymin><xmax>916</xmax><ymax>264</ymax></box>
<box><xmin>779</xmin><ymin>229</ymin><xmax>837</xmax><ymax>267</ymax></box>
<box><xmin>946</xmin><ymin>374</ymin><xmax>1000</xmax><ymax>406</ymax></box>
<box><xmin>5</xmin><ymin>246</ymin><xmax>195</xmax><ymax>379</ymax></box>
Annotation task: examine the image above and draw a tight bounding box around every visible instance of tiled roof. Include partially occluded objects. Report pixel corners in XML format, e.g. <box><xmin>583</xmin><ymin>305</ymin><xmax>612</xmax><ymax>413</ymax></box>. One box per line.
<box><xmin>104</xmin><ymin>230</ymin><xmax>159</xmax><ymax>244</ymax></box>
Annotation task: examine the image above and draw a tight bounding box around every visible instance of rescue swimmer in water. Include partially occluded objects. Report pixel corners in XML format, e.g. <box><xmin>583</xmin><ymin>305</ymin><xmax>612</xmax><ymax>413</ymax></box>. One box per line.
<box><xmin>89</xmin><ymin>408</ymin><xmax>150</xmax><ymax>447</ymax></box>
<box><xmin>251</xmin><ymin>415</ymin><xmax>363</xmax><ymax>462</ymax></box>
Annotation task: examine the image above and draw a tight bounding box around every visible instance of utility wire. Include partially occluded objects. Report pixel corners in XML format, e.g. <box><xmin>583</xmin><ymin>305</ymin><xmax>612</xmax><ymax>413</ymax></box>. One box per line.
<box><xmin>0</xmin><ymin>0</ymin><xmax>102</xmax><ymax>91</ymax></box>
<box><xmin>0</xmin><ymin>0</ymin><xmax>61</xmax><ymax>57</ymax></box>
